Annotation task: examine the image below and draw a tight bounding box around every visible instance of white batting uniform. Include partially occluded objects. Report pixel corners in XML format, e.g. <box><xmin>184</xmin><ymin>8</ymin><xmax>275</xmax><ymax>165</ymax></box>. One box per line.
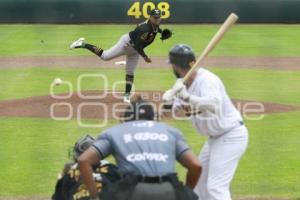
<box><xmin>100</xmin><ymin>33</ymin><xmax>139</xmax><ymax>75</ymax></box>
<box><xmin>175</xmin><ymin>68</ymin><xmax>248</xmax><ymax>200</ymax></box>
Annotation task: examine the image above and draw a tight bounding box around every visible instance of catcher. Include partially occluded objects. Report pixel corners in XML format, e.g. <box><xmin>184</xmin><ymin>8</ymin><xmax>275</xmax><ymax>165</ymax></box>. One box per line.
<box><xmin>52</xmin><ymin>134</ymin><xmax>120</xmax><ymax>200</ymax></box>
<box><xmin>70</xmin><ymin>8</ymin><xmax>172</xmax><ymax>103</ymax></box>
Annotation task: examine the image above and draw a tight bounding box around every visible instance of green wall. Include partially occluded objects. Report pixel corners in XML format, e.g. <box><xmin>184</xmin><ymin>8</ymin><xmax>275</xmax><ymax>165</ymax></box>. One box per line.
<box><xmin>0</xmin><ymin>0</ymin><xmax>299</xmax><ymax>23</ymax></box>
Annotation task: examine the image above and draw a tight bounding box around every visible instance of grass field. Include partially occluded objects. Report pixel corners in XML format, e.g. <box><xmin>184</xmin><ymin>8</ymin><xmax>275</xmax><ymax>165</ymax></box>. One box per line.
<box><xmin>1</xmin><ymin>24</ymin><xmax>300</xmax><ymax>56</ymax></box>
<box><xmin>0</xmin><ymin>24</ymin><xmax>300</xmax><ymax>199</ymax></box>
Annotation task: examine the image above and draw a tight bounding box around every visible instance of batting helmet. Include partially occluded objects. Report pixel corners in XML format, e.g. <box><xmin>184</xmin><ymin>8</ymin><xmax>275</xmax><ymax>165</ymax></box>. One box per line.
<box><xmin>169</xmin><ymin>44</ymin><xmax>196</xmax><ymax>69</ymax></box>
<box><xmin>123</xmin><ymin>96</ymin><xmax>155</xmax><ymax>122</ymax></box>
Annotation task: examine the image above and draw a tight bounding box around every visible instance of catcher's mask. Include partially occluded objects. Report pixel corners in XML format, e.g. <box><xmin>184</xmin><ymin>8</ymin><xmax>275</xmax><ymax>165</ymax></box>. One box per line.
<box><xmin>72</xmin><ymin>134</ymin><xmax>95</xmax><ymax>161</ymax></box>
<box><xmin>122</xmin><ymin>96</ymin><xmax>155</xmax><ymax>122</ymax></box>
<box><xmin>169</xmin><ymin>44</ymin><xmax>196</xmax><ymax>69</ymax></box>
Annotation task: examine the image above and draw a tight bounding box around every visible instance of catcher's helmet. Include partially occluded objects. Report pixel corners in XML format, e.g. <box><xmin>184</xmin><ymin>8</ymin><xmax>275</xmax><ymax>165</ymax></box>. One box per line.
<box><xmin>123</xmin><ymin>97</ymin><xmax>155</xmax><ymax>122</ymax></box>
<box><xmin>169</xmin><ymin>44</ymin><xmax>196</xmax><ymax>69</ymax></box>
<box><xmin>73</xmin><ymin>134</ymin><xmax>95</xmax><ymax>161</ymax></box>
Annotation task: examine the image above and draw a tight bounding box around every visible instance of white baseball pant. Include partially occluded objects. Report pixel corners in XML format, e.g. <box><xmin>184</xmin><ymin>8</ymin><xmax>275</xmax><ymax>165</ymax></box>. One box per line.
<box><xmin>194</xmin><ymin>125</ymin><xmax>248</xmax><ymax>200</ymax></box>
<box><xmin>100</xmin><ymin>33</ymin><xmax>139</xmax><ymax>75</ymax></box>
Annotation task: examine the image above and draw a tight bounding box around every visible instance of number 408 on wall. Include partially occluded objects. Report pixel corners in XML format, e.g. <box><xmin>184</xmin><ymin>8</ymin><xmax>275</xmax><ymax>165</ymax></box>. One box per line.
<box><xmin>127</xmin><ymin>2</ymin><xmax>170</xmax><ymax>19</ymax></box>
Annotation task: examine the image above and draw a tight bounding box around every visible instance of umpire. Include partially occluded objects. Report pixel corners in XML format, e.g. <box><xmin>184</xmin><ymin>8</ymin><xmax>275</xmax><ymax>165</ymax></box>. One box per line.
<box><xmin>78</xmin><ymin>97</ymin><xmax>201</xmax><ymax>200</ymax></box>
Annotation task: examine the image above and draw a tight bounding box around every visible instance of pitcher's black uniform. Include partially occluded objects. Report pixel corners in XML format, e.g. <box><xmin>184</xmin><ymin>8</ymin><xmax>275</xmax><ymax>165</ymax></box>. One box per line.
<box><xmin>70</xmin><ymin>9</ymin><xmax>172</xmax><ymax>103</ymax></box>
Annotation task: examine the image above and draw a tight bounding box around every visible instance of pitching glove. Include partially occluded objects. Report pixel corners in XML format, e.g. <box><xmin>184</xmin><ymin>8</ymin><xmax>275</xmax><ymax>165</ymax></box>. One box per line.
<box><xmin>160</xmin><ymin>29</ymin><xmax>172</xmax><ymax>40</ymax></box>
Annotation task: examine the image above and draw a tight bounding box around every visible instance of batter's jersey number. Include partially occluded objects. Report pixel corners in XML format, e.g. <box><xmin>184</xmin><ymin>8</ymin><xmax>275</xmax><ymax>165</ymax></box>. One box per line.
<box><xmin>127</xmin><ymin>2</ymin><xmax>170</xmax><ymax>19</ymax></box>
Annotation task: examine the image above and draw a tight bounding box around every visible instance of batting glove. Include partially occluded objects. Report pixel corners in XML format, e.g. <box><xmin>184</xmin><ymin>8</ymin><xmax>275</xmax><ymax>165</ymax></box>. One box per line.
<box><xmin>176</xmin><ymin>85</ymin><xmax>190</xmax><ymax>102</ymax></box>
<box><xmin>162</xmin><ymin>79</ymin><xmax>185</xmax><ymax>102</ymax></box>
<box><xmin>162</xmin><ymin>89</ymin><xmax>175</xmax><ymax>105</ymax></box>
<box><xmin>172</xmin><ymin>78</ymin><xmax>185</xmax><ymax>93</ymax></box>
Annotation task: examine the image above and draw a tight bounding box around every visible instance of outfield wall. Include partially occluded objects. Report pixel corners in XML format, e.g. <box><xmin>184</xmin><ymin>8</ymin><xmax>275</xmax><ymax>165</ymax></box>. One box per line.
<box><xmin>0</xmin><ymin>0</ymin><xmax>299</xmax><ymax>23</ymax></box>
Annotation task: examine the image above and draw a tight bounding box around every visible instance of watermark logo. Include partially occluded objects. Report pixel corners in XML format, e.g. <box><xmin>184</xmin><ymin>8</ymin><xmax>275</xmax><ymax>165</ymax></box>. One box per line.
<box><xmin>50</xmin><ymin>73</ymin><xmax>265</xmax><ymax>128</ymax></box>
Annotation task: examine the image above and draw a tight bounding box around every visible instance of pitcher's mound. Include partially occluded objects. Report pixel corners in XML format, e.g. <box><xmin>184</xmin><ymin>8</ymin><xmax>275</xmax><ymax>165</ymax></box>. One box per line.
<box><xmin>0</xmin><ymin>91</ymin><xmax>298</xmax><ymax>120</ymax></box>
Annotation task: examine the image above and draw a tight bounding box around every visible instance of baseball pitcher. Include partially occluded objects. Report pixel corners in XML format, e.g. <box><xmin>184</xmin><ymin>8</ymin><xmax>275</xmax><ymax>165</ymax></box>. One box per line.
<box><xmin>70</xmin><ymin>9</ymin><xmax>172</xmax><ymax>103</ymax></box>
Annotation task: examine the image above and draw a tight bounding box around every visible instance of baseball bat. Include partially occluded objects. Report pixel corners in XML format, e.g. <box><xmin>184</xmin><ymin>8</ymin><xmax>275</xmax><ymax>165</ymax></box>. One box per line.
<box><xmin>182</xmin><ymin>13</ymin><xmax>239</xmax><ymax>83</ymax></box>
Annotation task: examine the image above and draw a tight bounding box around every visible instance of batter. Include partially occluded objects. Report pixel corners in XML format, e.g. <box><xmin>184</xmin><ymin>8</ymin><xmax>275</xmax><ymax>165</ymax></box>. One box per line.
<box><xmin>163</xmin><ymin>44</ymin><xmax>248</xmax><ymax>200</ymax></box>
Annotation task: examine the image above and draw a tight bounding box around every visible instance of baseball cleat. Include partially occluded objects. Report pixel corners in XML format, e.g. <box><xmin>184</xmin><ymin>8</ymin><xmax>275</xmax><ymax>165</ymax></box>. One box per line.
<box><xmin>123</xmin><ymin>93</ymin><xmax>131</xmax><ymax>104</ymax></box>
<box><xmin>70</xmin><ymin>37</ymin><xmax>85</xmax><ymax>49</ymax></box>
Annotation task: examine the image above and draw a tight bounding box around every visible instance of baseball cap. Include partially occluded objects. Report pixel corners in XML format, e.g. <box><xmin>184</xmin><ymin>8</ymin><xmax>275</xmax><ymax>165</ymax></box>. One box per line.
<box><xmin>149</xmin><ymin>9</ymin><xmax>161</xmax><ymax>17</ymax></box>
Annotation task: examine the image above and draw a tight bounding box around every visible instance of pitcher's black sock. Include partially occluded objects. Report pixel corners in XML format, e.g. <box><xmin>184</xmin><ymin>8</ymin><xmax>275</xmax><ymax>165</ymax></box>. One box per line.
<box><xmin>84</xmin><ymin>43</ymin><xmax>103</xmax><ymax>57</ymax></box>
<box><xmin>125</xmin><ymin>74</ymin><xmax>134</xmax><ymax>94</ymax></box>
